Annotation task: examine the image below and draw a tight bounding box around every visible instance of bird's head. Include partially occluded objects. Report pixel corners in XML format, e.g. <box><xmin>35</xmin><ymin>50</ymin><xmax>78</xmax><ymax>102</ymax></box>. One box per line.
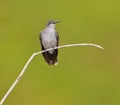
<box><xmin>47</xmin><ymin>20</ymin><xmax>60</xmax><ymax>29</ymax></box>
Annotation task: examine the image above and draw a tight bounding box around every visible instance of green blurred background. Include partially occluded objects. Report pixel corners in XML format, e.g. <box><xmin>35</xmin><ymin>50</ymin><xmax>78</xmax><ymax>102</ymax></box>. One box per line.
<box><xmin>0</xmin><ymin>0</ymin><xmax>120</xmax><ymax>105</ymax></box>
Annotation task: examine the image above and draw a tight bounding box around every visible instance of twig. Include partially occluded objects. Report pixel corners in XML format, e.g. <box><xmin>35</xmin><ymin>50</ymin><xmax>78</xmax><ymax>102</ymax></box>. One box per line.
<box><xmin>0</xmin><ymin>43</ymin><xmax>104</xmax><ymax>105</ymax></box>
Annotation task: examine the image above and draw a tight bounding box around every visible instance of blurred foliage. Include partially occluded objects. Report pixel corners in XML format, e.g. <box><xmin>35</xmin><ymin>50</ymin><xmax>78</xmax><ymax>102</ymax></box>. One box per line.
<box><xmin>0</xmin><ymin>0</ymin><xmax>120</xmax><ymax>105</ymax></box>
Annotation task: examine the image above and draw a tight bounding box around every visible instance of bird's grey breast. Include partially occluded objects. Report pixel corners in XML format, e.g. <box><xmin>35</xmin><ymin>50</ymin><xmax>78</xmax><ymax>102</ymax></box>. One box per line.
<box><xmin>41</xmin><ymin>29</ymin><xmax>57</xmax><ymax>54</ymax></box>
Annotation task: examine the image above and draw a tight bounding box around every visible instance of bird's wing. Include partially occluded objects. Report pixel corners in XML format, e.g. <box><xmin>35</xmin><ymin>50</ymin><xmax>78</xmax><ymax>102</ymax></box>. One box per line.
<box><xmin>39</xmin><ymin>31</ymin><xmax>44</xmax><ymax>51</ymax></box>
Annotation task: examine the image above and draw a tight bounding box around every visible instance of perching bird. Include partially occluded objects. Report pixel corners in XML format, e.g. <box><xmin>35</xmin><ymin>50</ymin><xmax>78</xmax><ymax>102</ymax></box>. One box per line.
<box><xmin>39</xmin><ymin>20</ymin><xmax>60</xmax><ymax>65</ymax></box>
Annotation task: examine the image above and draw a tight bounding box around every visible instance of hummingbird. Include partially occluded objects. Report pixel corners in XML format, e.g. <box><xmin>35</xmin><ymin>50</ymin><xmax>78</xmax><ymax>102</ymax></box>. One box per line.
<box><xmin>39</xmin><ymin>20</ymin><xmax>60</xmax><ymax>65</ymax></box>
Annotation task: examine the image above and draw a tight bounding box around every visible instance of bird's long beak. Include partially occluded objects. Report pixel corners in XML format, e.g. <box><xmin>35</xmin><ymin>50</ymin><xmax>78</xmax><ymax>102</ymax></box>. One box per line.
<box><xmin>54</xmin><ymin>20</ymin><xmax>60</xmax><ymax>24</ymax></box>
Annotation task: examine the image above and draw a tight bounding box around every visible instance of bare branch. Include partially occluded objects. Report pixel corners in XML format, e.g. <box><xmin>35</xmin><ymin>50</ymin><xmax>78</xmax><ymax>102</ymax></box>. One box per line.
<box><xmin>0</xmin><ymin>43</ymin><xmax>103</xmax><ymax>105</ymax></box>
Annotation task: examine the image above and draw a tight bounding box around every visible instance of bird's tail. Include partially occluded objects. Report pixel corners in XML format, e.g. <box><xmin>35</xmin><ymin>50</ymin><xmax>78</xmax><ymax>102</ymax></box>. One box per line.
<box><xmin>42</xmin><ymin>49</ymin><xmax>58</xmax><ymax>65</ymax></box>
